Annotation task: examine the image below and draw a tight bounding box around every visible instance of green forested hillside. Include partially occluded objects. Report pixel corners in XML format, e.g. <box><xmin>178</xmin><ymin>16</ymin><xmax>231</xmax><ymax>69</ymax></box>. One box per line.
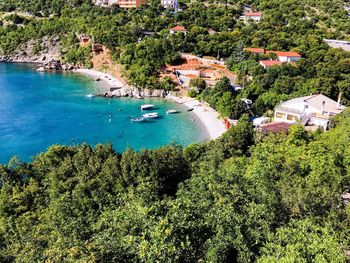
<box><xmin>1</xmin><ymin>0</ymin><xmax>349</xmax><ymax>117</ymax></box>
<box><xmin>1</xmin><ymin>111</ymin><xmax>350</xmax><ymax>262</ymax></box>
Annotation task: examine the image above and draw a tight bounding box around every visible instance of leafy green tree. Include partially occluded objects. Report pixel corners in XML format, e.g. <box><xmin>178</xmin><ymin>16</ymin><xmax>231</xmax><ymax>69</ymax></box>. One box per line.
<box><xmin>218</xmin><ymin>114</ymin><xmax>254</xmax><ymax>157</ymax></box>
<box><xmin>258</xmin><ymin>219</ymin><xmax>346</xmax><ymax>263</ymax></box>
<box><xmin>189</xmin><ymin>77</ymin><xmax>207</xmax><ymax>93</ymax></box>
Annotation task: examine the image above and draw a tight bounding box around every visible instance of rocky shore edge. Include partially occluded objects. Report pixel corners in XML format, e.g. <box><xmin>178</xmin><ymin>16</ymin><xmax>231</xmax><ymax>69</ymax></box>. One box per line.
<box><xmin>0</xmin><ymin>56</ymin><xmax>77</xmax><ymax>72</ymax></box>
<box><xmin>0</xmin><ymin>57</ymin><xmax>171</xmax><ymax>99</ymax></box>
<box><xmin>97</xmin><ymin>87</ymin><xmax>171</xmax><ymax>99</ymax></box>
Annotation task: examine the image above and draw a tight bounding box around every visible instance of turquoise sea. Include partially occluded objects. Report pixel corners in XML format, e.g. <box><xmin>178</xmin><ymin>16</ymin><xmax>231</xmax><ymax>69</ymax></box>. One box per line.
<box><xmin>0</xmin><ymin>63</ymin><xmax>207</xmax><ymax>163</ymax></box>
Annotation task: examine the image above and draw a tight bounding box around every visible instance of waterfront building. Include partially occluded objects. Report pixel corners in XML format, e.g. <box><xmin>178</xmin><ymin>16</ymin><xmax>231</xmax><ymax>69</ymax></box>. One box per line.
<box><xmin>274</xmin><ymin>94</ymin><xmax>345</xmax><ymax>130</ymax></box>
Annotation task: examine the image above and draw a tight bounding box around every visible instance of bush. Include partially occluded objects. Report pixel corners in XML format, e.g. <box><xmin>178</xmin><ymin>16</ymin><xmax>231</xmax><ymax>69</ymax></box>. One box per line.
<box><xmin>188</xmin><ymin>88</ymin><xmax>198</xmax><ymax>98</ymax></box>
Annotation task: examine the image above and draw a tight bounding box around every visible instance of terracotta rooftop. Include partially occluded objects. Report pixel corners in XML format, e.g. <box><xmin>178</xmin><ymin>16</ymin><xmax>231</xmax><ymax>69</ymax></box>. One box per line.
<box><xmin>244</xmin><ymin>12</ymin><xmax>262</xmax><ymax>16</ymax></box>
<box><xmin>170</xmin><ymin>25</ymin><xmax>187</xmax><ymax>32</ymax></box>
<box><xmin>260</xmin><ymin>60</ymin><xmax>283</xmax><ymax>67</ymax></box>
<box><xmin>266</xmin><ymin>51</ymin><xmax>301</xmax><ymax>57</ymax></box>
<box><xmin>244</xmin><ymin>48</ymin><xmax>265</xmax><ymax>53</ymax></box>
<box><xmin>259</xmin><ymin>122</ymin><xmax>292</xmax><ymax>134</ymax></box>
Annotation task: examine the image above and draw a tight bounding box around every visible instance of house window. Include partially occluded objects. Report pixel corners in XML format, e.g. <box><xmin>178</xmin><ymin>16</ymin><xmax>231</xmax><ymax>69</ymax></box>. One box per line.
<box><xmin>275</xmin><ymin>112</ymin><xmax>286</xmax><ymax>119</ymax></box>
<box><xmin>287</xmin><ymin>114</ymin><xmax>298</xmax><ymax>121</ymax></box>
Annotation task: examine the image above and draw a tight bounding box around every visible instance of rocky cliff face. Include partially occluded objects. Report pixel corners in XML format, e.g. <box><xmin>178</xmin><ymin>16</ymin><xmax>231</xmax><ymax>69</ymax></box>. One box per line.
<box><xmin>99</xmin><ymin>86</ymin><xmax>171</xmax><ymax>99</ymax></box>
<box><xmin>0</xmin><ymin>36</ymin><xmax>61</xmax><ymax>63</ymax></box>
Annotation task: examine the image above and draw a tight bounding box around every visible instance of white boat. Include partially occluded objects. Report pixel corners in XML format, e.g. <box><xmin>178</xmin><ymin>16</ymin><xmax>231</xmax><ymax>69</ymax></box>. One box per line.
<box><xmin>131</xmin><ymin>117</ymin><xmax>146</xmax><ymax>122</ymax></box>
<box><xmin>140</xmin><ymin>104</ymin><xmax>154</xmax><ymax>110</ymax></box>
<box><xmin>86</xmin><ymin>94</ymin><xmax>94</xmax><ymax>98</ymax></box>
<box><xmin>166</xmin><ymin>109</ymin><xmax>178</xmax><ymax>114</ymax></box>
<box><xmin>142</xmin><ymin>112</ymin><xmax>159</xmax><ymax>119</ymax></box>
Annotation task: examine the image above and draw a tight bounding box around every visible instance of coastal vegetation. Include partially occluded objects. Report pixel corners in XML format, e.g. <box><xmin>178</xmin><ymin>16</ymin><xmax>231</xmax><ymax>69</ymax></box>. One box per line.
<box><xmin>1</xmin><ymin>110</ymin><xmax>350</xmax><ymax>262</ymax></box>
<box><xmin>1</xmin><ymin>1</ymin><xmax>350</xmax><ymax>261</ymax></box>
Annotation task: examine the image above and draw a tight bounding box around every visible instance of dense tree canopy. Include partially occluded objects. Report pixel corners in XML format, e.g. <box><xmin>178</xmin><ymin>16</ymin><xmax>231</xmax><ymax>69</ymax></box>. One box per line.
<box><xmin>1</xmin><ymin>1</ymin><xmax>350</xmax><ymax>260</ymax></box>
<box><xmin>0</xmin><ymin>109</ymin><xmax>350</xmax><ymax>262</ymax></box>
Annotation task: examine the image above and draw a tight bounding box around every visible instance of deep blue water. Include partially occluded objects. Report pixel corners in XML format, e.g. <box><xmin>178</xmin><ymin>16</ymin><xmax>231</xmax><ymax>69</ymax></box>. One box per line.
<box><xmin>0</xmin><ymin>63</ymin><xmax>206</xmax><ymax>163</ymax></box>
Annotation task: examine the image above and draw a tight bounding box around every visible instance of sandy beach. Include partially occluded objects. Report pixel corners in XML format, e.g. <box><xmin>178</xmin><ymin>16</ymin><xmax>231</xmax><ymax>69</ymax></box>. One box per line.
<box><xmin>76</xmin><ymin>68</ymin><xmax>227</xmax><ymax>140</ymax></box>
<box><xmin>74</xmin><ymin>68</ymin><xmax>124</xmax><ymax>89</ymax></box>
<box><xmin>166</xmin><ymin>95</ymin><xmax>227</xmax><ymax>139</ymax></box>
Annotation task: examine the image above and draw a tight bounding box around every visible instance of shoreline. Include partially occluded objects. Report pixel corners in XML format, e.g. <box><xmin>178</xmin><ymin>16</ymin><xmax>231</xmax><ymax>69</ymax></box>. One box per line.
<box><xmin>1</xmin><ymin>62</ymin><xmax>226</xmax><ymax>140</ymax></box>
<box><xmin>74</xmin><ymin>68</ymin><xmax>227</xmax><ymax>140</ymax></box>
<box><xmin>74</xmin><ymin>68</ymin><xmax>124</xmax><ymax>90</ymax></box>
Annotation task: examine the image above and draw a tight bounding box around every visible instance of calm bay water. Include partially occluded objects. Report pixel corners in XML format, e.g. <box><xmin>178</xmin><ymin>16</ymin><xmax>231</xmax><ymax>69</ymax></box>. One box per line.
<box><xmin>0</xmin><ymin>63</ymin><xmax>206</xmax><ymax>163</ymax></box>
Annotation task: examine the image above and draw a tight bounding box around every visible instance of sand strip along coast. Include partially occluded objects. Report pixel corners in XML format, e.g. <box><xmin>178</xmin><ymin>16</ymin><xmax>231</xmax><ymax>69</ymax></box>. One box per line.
<box><xmin>75</xmin><ymin>68</ymin><xmax>124</xmax><ymax>89</ymax></box>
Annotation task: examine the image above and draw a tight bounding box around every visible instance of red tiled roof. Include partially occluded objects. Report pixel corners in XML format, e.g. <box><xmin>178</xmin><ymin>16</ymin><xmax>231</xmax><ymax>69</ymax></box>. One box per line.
<box><xmin>260</xmin><ymin>60</ymin><xmax>283</xmax><ymax>67</ymax></box>
<box><xmin>170</xmin><ymin>25</ymin><xmax>187</xmax><ymax>32</ymax></box>
<box><xmin>244</xmin><ymin>12</ymin><xmax>262</xmax><ymax>17</ymax></box>
<box><xmin>259</xmin><ymin>122</ymin><xmax>292</xmax><ymax>133</ymax></box>
<box><xmin>244</xmin><ymin>48</ymin><xmax>265</xmax><ymax>53</ymax></box>
<box><xmin>266</xmin><ymin>51</ymin><xmax>301</xmax><ymax>57</ymax></box>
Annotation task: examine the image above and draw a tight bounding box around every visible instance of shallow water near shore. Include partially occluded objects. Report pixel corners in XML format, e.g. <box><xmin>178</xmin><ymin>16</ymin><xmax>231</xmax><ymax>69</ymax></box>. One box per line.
<box><xmin>0</xmin><ymin>63</ymin><xmax>207</xmax><ymax>163</ymax></box>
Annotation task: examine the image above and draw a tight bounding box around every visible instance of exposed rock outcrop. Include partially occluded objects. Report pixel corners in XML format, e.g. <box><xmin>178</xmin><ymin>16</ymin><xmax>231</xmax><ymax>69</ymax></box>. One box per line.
<box><xmin>98</xmin><ymin>86</ymin><xmax>171</xmax><ymax>99</ymax></box>
<box><xmin>34</xmin><ymin>60</ymin><xmax>76</xmax><ymax>72</ymax></box>
<box><xmin>0</xmin><ymin>36</ymin><xmax>61</xmax><ymax>63</ymax></box>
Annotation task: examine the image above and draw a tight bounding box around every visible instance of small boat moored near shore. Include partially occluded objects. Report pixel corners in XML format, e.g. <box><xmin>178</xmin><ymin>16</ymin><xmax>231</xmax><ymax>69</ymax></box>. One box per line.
<box><xmin>142</xmin><ymin>112</ymin><xmax>159</xmax><ymax>119</ymax></box>
<box><xmin>166</xmin><ymin>109</ymin><xmax>179</xmax><ymax>114</ymax></box>
<box><xmin>131</xmin><ymin>117</ymin><xmax>146</xmax><ymax>122</ymax></box>
<box><xmin>36</xmin><ymin>66</ymin><xmax>45</xmax><ymax>72</ymax></box>
<box><xmin>140</xmin><ymin>104</ymin><xmax>155</xmax><ymax>110</ymax></box>
<box><xmin>187</xmin><ymin>108</ymin><xmax>194</xmax><ymax>112</ymax></box>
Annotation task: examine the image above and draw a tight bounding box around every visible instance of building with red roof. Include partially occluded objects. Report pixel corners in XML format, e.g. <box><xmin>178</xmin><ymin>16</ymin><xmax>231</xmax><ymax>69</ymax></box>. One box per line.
<box><xmin>241</xmin><ymin>12</ymin><xmax>262</xmax><ymax>23</ymax></box>
<box><xmin>170</xmin><ymin>25</ymin><xmax>188</xmax><ymax>34</ymax></box>
<box><xmin>244</xmin><ymin>12</ymin><xmax>262</xmax><ymax>17</ymax></box>
<box><xmin>244</xmin><ymin>48</ymin><xmax>265</xmax><ymax>54</ymax></box>
<box><xmin>259</xmin><ymin>60</ymin><xmax>282</xmax><ymax>69</ymax></box>
<box><xmin>266</xmin><ymin>51</ymin><xmax>301</xmax><ymax>62</ymax></box>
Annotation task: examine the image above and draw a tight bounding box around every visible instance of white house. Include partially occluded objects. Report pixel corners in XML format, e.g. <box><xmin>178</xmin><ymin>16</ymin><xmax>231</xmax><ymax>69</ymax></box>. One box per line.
<box><xmin>94</xmin><ymin>0</ymin><xmax>118</xmax><ymax>6</ymax></box>
<box><xmin>162</xmin><ymin>0</ymin><xmax>178</xmax><ymax>10</ymax></box>
<box><xmin>266</xmin><ymin>51</ymin><xmax>301</xmax><ymax>62</ymax></box>
<box><xmin>169</xmin><ymin>25</ymin><xmax>188</xmax><ymax>34</ymax></box>
<box><xmin>274</xmin><ymin>94</ymin><xmax>345</xmax><ymax>130</ymax></box>
<box><xmin>240</xmin><ymin>12</ymin><xmax>262</xmax><ymax>23</ymax></box>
